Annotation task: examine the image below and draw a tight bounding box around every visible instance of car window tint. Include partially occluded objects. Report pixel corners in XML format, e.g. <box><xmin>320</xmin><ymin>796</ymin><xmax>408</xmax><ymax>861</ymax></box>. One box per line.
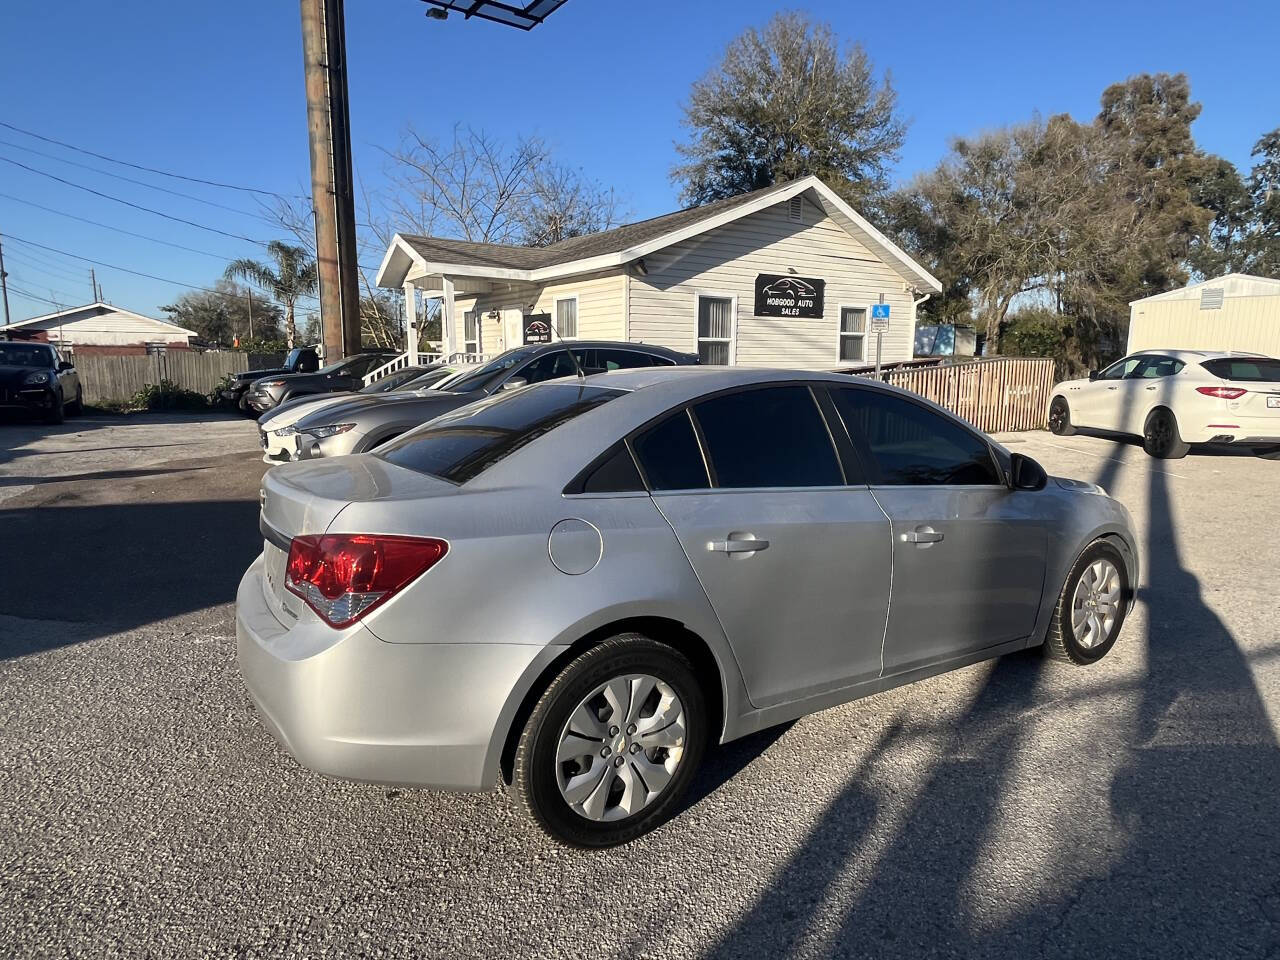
<box><xmin>518</xmin><ymin>350</ymin><xmax>578</xmax><ymax>385</ymax></box>
<box><xmin>632</xmin><ymin>411</ymin><xmax>710</xmax><ymax>491</ymax></box>
<box><xmin>578</xmin><ymin>442</ymin><xmax>645</xmax><ymax>493</ymax></box>
<box><xmin>597</xmin><ymin>349</ymin><xmax>654</xmax><ymax>371</ymax></box>
<box><xmin>1201</xmin><ymin>358</ymin><xmax>1280</xmax><ymax>382</ymax></box>
<box><xmin>691</xmin><ymin>386</ymin><xmax>842</xmax><ymax>488</ymax></box>
<box><xmin>831</xmin><ymin>388</ymin><xmax>1002</xmax><ymax>486</ymax></box>
<box><xmin>1134</xmin><ymin>356</ymin><xmax>1184</xmax><ymax>379</ymax></box>
<box><xmin>377</xmin><ymin>383</ymin><xmax>624</xmax><ymax>484</ymax></box>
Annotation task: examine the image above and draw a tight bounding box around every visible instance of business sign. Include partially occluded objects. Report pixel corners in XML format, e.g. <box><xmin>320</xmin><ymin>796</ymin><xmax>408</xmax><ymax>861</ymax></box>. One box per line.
<box><xmin>754</xmin><ymin>274</ymin><xmax>825</xmax><ymax>319</ymax></box>
<box><xmin>870</xmin><ymin>302</ymin><xmax>890</xmax><ymax>333</ymax></box>
<box><xmin>523</xmin><ymin>313</ymin><xmax>552</xmax><ymax>345</ymax></box>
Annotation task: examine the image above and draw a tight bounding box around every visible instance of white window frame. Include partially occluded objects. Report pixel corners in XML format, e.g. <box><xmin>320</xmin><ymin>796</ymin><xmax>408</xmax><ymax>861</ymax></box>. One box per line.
<box><xmin>462</xmin><ymin>308</ymin><xmax>481</xmax><ymax>355</ymax></box>
<box><xmin>553</xmin><ymin>294</ymin><xmax>579</xmax><ymax>340</ymax></box>
<box><xmin>694</xmin><ymin>291</ymin><xmax>737</xmax><ymax>365</ymax></box>
<box><xmin>837</xmin><ymin>303</ymin><xmax>869</xmax><ymax>364</ymax></box>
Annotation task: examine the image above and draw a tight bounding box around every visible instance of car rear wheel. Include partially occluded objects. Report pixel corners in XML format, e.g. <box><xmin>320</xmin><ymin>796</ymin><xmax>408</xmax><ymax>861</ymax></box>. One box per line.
<box><xmin>1048</xmin><ymin>396</ymin><xmax>1075</xmax><ymax>436</ymax></box>
<box><xmin>512</xmin><ymin>634</ymin><xmax>706</xmax><ymax>847</ymax></box>
<box><xmin>1143</xmin><ymin>408</ymin><xmax>1189</xmax><ymax>459</ymax></box>
<box><xmin>1044</xmin><ymin>540</ymin><xmax>1129</xmax><ymax>664</ymax></box>
<box><xmin>67</xmin><ymin>386</ymin><xmax>83</xmax><ymax>416</ymax></box>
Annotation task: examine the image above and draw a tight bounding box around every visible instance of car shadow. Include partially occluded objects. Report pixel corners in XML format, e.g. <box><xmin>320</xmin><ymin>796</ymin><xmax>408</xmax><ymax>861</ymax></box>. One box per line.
<box><xmin>704</xmin><ymin>445</ymin><xmax>1280</xmax><ymax>958</ymax></box>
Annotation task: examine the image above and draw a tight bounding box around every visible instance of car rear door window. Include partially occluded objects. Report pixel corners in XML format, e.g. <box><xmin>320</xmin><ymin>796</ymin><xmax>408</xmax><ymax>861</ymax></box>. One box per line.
<box><xmin>831</xmin><ymin>387</ymin><xmax>1002</xmax><ymax>486</ymax></box>
<box><xmin>518</xmin><ymin>350</ymin><xmax>578</xmax><ymax>385</ymax></box>
<box><xmin>690</xmin><ymin>386</ymin><xmax>843</xmax><ymax>488</ymax></box>
<box><xmin>377</xmin><ymin>383</ymin><xmax>624</xmax><ymax>483</ymax></box>
<box><xmin>596</xmin><ymin>349</ymin><xmax>654</xmax><ymax>371</ymax></box>
<box><xmin>1133</xmin><ymin>356</ymin><xmax>1184</xmax><ymax>378</ymax></box>
<box><xmin>572</xmin><ymin>442</ymin><xmax>645</xmax><ymax>493</ymax></box>
<box><xmin>631</xmin><ymin>410</ymin><xmax>710</xmax><ymax>491</ymax></box>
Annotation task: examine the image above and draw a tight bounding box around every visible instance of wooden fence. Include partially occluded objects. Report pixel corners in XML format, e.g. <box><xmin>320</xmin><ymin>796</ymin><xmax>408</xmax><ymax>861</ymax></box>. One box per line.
<box><xmin>875</xmin><ymin>357</ymin><xmax>1057</xmax><ymax>433</ymax></box>
<box><xmin>75</xmin><ymin>351</ymin><xmax>251</xmax><ymax>404</ymax></box>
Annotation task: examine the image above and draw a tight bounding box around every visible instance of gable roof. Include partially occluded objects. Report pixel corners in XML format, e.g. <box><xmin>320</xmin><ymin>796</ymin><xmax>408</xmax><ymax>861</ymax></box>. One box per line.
<box><xmin>1131</xmin><ymin>273</ymin><xmax>1280</xmax><ymax>305</ymax></box>
<box><xmin>377</xmin><ymin>176</ymin><xmax>942</xmax><ymax>293</ymax></box>
<box><xmin>0</xmin><ymin>301</ymin><xmax>198</xmax><ymax>336</ymax></box>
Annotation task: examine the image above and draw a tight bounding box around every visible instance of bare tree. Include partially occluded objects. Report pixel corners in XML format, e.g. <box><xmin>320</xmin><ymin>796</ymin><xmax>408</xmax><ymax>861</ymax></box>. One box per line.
<box><xmin>516</xmin><ymin>162</ymin><xmax>625</xmax><ymax>246</ymax></box>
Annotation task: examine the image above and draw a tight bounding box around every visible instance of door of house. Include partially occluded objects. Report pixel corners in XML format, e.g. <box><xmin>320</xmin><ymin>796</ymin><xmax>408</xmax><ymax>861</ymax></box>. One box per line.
<box><xmin>503</xmin><ymin>306</ymin><xmax>524</xmax><ymax>351</ymax></box>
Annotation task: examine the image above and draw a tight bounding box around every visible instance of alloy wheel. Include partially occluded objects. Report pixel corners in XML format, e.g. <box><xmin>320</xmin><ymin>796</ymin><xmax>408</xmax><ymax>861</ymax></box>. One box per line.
<box><xmin>1070</xmin><ymin>558</ymin><xmax>1122</xmax><ymax>649</ymax></box>
<box><xmin>555</xmin><ymin>674</ymin><xmax>687</xmax><ymax>822</ymax></box>
<box><xmin>1049</xmin><ymin>399</ymin><xmax>1068</xmax><ymax>434</ymax></box>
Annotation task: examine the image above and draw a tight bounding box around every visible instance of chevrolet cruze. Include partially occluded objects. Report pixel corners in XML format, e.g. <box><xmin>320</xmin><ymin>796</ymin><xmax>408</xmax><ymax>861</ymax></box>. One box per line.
<box><xmin>238</xmin><ymin>368</ymin><xmax>1138</xmax><ymax>847</ymax></box>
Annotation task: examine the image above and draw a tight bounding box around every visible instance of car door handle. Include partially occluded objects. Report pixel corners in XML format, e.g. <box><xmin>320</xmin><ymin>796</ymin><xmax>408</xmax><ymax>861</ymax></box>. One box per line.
<box><xmin>900</xmin><ymin>526</ymin><xmax>944</xmax><ymax>544</ymax></box>
<box><xmin>1107</xmin><ymin>386</ymin><xmax>1119</xmax><ymax>390</ymax></box>
<box><xmin>707</xmin><ymin>537</ymin><xmax>769</xmax><ymax>554</ymax></box>
<box><xmin>1145</xmin><ymin>385</ymin><xmax>1156</xmax><ymax>391</ymax></box>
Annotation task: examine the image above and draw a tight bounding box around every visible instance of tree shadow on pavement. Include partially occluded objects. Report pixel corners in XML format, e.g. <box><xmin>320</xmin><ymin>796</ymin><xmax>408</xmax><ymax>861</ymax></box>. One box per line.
<box><xmin>706</xmin><ymin>445</ymin><xmax>1280</xmax><ymax>959</ymax></box>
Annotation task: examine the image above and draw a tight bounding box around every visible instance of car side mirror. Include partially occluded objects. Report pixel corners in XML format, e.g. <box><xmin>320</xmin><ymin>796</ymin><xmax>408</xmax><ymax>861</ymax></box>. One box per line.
<box><xmin>1009</xmin><ymin>452</ymin><xmax>1048</xmax><ymax>491</ymax></box>
<box><xmin>501</xmin><ymin>377</ymin><xmax>528</xmax><ymax>391</ymax></box>
<box><xmin>58</xmin><ymin>360</ymin><xmax>73</xmax><ymax>371</ymax></box>
<box><xmin>1088</xmin><ymin>369</ymin><xmax>1099</xmax><ymax>381</ymax></box>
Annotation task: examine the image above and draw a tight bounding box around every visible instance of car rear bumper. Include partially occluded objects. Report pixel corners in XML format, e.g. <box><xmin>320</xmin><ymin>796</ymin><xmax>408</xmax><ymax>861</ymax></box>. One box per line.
<box><xmin>235</xmin><ymin>555</ymin><xmax>555</xmax><ymax>791</ymax></box>
<box><xmin>1183</xmin><ymin>413</ymin><xmax>1280</xmax><ymax>445</ymax></box>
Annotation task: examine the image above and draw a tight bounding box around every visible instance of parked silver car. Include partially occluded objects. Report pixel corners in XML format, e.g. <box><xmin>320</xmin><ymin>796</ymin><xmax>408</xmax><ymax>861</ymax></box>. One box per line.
<box><xmin>238</xmin><ymin>367</ymin><xmax>1138</xmax><ymax>847</ymax></box>
<box><xmin>273</xmin><ymin>341</ymin><xmax>697</xmax><ymax>461</ymax></box>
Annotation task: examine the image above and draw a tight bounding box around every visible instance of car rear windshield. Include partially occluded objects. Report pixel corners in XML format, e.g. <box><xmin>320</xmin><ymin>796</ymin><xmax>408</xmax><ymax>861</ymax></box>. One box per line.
<box><xmin>1201</xmin><ymin>358</ymin><xmax>1280</xmax><ymax>382</ymax></box>
<box><xmin>376</xmin><ymin>383</ymin><xmax>625</xmax><ymax>484</ymax></box>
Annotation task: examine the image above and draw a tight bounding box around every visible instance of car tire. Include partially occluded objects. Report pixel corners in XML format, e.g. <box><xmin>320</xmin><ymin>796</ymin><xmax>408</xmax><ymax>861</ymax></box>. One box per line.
<box><xmin>1142</xmin><ymin>407</ymin><xmax>1189</xmax><ymax>459</ymax></box>
<box><xmin>44</xmin><ymin>390</ymin><xmax>65</xmax><ymax>425</ymax></box>
<box><xmin>1048</xmin><ymin>396</ymin><xmax>1075</xmax><ymax>436</ymax></box>
<box><xmin>512</xmin><ymin>634</ymin><xmax>707</xmax><ymax>848</ymax></box>
<box><xmin>66</xmin><ymin>386</ymin><xmax>84</xmax><ymax>416</ymax></box>
<box><xmin>1043</xmin><ymin>540</ymin><xmax>1130</xmax><ymax>665</ymax></box>
<box><xmin>237</xmin><ymin>393</ymin><xmax>254</xmax><ymax>417</ymax></box>
<box><xmin>1256</xmin><ymin>446</ymin><xmax>1280</xmax><ymax>461</ymax></box>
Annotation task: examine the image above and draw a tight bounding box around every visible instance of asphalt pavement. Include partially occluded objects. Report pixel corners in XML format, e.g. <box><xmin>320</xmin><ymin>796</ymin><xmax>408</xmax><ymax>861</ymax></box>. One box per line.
<box><xmin>0</xmin><ymin>415</ymin><xmax>1277</xmax><ymax>959</ymax></box>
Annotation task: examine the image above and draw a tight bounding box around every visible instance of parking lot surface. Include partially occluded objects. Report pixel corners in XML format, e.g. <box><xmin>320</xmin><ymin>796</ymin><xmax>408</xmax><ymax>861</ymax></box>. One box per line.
<box><xmin>1</xmin><ymin>419</ymin><xmax>1277</xmax><ymax>959</ymax></box>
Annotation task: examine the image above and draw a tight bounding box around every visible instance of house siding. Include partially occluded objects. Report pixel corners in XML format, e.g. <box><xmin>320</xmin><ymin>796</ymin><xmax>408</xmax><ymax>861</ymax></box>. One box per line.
<box><xmin>628</xmin><ymin>197</ymin><xmax>918</xmax><ymax>367</ymax></box>
<box><xmin>9</xmin><ymin>308</ymin><xmax>195</xmax><ymax>348</ymax></box>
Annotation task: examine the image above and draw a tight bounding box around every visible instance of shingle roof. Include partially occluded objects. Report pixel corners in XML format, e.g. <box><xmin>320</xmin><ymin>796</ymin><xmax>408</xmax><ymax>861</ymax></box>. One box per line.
<box><xmin>398</xmin><ymin>181</ymin><xmax>796</xmax><ymax>271</ymax></box>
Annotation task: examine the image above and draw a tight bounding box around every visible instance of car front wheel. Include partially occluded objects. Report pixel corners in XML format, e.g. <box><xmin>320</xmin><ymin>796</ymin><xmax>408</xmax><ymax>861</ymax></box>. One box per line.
<box><xmin>512</xmin><ymin>635</ymin><xmax>707</xmax><ymax>847</ymax></box>
<box><xmin>1044</xmin><ymin>540</ymin><xmax>1130</xmax><ymax>664</ymax></box>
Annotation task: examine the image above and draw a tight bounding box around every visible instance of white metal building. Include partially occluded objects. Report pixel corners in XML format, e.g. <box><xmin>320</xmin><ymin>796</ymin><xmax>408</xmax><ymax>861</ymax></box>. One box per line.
<box><xmin>0</xmin><ymin>301</ymin><xmax>198</xmax><ymax>355</ymax></box>
<box><xmin>375</xmin><ymin>176</ymin><xmax>941</xmax><ymax>369</ymax></box>
<box><xmin>1128</xmin><ymin>274</ymin><xmax>1280</xmax><ymax>356</ymax></box>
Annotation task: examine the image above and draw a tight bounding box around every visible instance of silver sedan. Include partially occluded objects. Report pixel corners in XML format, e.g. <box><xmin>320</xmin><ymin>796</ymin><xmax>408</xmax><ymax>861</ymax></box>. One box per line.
<box><xmin>237</xmin><ymin>367</ymin><xmax>1138</xmax><ymax>847</ymax></box>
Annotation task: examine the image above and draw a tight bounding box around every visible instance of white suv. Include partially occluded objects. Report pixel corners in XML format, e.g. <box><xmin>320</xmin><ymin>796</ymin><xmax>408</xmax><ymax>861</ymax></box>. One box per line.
<box><xmin>1048</xmin><ymin>350</ymin><xmax>1280</xmax><ymax>459</ymax></box>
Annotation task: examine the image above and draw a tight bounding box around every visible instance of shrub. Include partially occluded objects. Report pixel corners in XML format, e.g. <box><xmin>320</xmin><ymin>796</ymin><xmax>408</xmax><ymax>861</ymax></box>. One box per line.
<box><xmin>129</xmin><ymin>379</ymin><xmax>210</xmax><ymax>411</ymax></box>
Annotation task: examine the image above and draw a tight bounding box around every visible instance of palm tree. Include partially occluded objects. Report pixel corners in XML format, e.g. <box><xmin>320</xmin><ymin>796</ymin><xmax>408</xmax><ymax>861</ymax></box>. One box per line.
<box><xmin>223</xmin><ymin>241</ymin><xmax>318</xmax><ymax>348</ymax></box>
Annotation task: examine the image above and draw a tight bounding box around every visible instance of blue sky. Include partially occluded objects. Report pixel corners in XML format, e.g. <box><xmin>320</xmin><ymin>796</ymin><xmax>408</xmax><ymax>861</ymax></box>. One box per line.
<box><xmin>1</xmin><ymin>0</ymin><xmax>1275</xmax><ymax>323</ymax></box>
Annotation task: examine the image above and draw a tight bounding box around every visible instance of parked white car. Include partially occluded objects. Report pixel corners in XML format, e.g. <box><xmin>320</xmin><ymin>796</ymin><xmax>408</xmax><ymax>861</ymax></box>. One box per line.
<box><xmin>1048</xmin><ymin>350</ymin><xmax>1280</xmax><ymax>458</ymax></box>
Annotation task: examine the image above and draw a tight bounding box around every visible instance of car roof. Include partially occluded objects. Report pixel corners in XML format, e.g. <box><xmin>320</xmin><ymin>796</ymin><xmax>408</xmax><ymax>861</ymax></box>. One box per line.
<box><xmin>525</xmin><ymin>340</ymin><xmax>696</xmax><ymax>360</ymax></box>
<box><xmin>1132</xmin><ymin>348</ymin><xmax>1274</xmax><ymax>361</ymax></box>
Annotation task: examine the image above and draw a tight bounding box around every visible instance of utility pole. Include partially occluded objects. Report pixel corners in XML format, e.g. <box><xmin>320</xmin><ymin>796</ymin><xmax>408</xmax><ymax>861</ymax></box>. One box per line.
<box><xmin>247</xmin><ymin>289</ymin><xmax>254</xmax><ymax>340</ymax></box>
<box><xmin>0</xmin><ymin>233</ymin><xmax>10</xmax><ymax>330</ymax></box>
<box><xmin>300</xmin><ymin>0</ymin><xmax>361</xmax><ymax>363</ymax></box>
<box><xmin>90</xmin><ymin>268</ymin><xmax>99</xmax><ymax>302</ymax></box>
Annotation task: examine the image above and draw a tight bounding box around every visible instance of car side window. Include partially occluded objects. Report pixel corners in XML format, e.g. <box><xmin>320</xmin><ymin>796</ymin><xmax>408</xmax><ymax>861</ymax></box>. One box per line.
<box><xmin>631</xmin><ymin>410</ymin><xmax>710</xmax><ymax>491</ymax></box>
<box><xmin>596</xmin><ymin>349</ymin><xmax>654</xmax><ymax>371</ymax></box>
<box><xmin>518</xmin><ymin>350</ymin><xmax>577</xmax><ymax>385</ymax></box>
<box><xmin>576</xmin><ymin>442</ymin><xmax>645</xmax><ymax>493</ymax></box>
<box><xmin>831</xmin><ymin>387</ymin><xmax>1003</xmax><ymax>486</ymax></box>
<box><xmin>1133</xmin><ymin>356</ymin><xmax>1184</xmax><ymax>379</ymax></box>
<box><xmin>690</xmin><ymin>386</ymin><xmax>843</xmax><ymax>488</ymax></box>
<box><xmin>1099</xmin><ymin>357</ymin><xmax>1141</xmax><ymax>380</ymax></box>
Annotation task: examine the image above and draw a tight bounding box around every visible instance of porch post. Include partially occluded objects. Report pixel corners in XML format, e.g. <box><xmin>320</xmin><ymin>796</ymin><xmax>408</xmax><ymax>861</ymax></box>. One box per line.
<box><xmin>441</xmin><ymin>275</ymin><xmax>456</xmax><ymax>359</ymax></box>
<box><xmin>403</xmin><ymin>281</ymin><xmax>418</xmax><ymax>361</ymax></box>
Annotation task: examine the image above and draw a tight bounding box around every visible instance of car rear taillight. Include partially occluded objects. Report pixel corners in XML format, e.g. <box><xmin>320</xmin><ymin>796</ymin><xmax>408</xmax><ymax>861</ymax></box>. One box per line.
<box><xmin>1196</xmin><ymin>386</ymin><xmax>1247</xmax><ymax>399</ymax></box>
<box><xmin>285</xmin><ymin>534</ymin><xmax>447</xmax><ymax>627</ymax></box>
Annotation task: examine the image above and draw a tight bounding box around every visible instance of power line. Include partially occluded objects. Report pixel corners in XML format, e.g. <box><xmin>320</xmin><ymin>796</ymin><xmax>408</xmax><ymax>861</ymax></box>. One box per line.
<box><xmin>4</xmin><ymin>251</ymin><xmax>91</xmax><ymax>286</ymax></box>
<box><xmin>6</xmin><ymin>283</ymin><xmax>70</xmax><ymax>308</ymax></box>
<box><xmin>0</xmin><ymin>137</ymin><xmax>283</xmax><ymax>224</ymax></box>
<box><xmin>0</xmin><ymin>191</ymin><xmax>246</xmax><ymax>261</ymax></box>
<box><xmin>0</xmin><ymin>156</ymin><xmax>269</xmax><ymax>246</ymax></box>
<box><xmin>4</xmin><ymin>233</ymin><xmax>322</xmax><ymax>305</ymax></box>
<box><xmin>0</xmin><ymin>119</ymin><xmax>303</xmax><ymax>200</ymax></box>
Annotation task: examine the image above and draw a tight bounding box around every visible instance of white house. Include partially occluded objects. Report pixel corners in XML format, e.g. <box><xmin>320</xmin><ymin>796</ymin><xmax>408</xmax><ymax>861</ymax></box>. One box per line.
<box><xmin>1128</xmin><ymin>274</ymin><xmax>1280</xmax><ymax>356</ymax></box>
<box><xmin>375</xmin><ymin>176</ymin><xmax>942</xmax><ymax>370</ymax></box>
<box><xmin>0</xmin><ymin>302</ymin><xmax>198</xmax><ymax>355</ymax></box>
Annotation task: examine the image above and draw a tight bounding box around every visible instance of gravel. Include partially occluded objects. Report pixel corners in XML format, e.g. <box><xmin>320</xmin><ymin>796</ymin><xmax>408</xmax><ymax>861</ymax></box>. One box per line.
<box><xmin>1</xmin><ymin>420</ymin><xmax>1277</xmax><ymax>959</ymax></box>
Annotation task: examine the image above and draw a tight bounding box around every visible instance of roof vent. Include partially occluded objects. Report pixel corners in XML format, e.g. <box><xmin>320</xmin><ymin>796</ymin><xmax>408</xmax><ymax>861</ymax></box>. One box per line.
<box><xmin>788</xmin><ymin>196</ymin><xmax>803</xmax><ymax>222</ymax></box>
<box><xmin>1200</xmin><ymin>287</ymin><xmax>1225</xmax><ymax>310</ymax></box>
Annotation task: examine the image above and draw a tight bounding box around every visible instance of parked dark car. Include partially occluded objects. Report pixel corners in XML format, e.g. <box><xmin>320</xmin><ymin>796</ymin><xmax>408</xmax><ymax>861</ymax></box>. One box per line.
<box><xmin>244</xmin><ymin>350</ymin><xmax>398</xmax><ymax>414</ymax></box>
<box><xmin>281</xmin><ymin>341</ymin><xmax>698</xmax><ymax>460</ymax></box>
<box><xmin>221</xmin><ymin>346</ymin><xmax>321</xmax><ymax>413</ymax></box>
<box><xmin>0</xmin><ymin>341</ymin><xmax>82</xmax><ymax>423</ymax></box>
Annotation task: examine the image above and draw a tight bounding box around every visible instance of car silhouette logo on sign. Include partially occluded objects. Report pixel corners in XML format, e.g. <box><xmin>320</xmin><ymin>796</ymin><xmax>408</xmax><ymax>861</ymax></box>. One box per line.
<box><xmin>755</xmin><ymin>273</ymin><xmax>825</xmax><ymax>318</ymax></box>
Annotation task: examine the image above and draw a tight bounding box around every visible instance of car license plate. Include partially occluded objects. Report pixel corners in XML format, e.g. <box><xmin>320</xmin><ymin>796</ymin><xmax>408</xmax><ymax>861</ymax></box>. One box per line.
<box><xmin>1268</xmin><ymin>396</ymin><xmax>1280</xmax><ymax>409</ymax></box>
